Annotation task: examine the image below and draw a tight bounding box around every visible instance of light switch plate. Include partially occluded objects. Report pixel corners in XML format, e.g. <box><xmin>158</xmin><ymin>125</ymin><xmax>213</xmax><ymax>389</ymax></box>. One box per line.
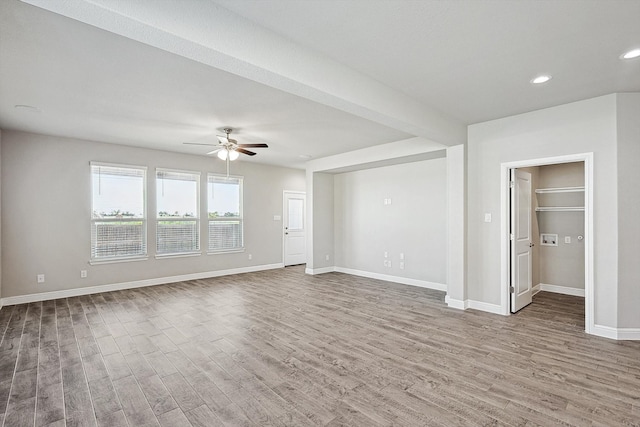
<box><xmin>484</xmin><ymin>213</ymin><xmax>492</xmax><ymax>223</ymax></box>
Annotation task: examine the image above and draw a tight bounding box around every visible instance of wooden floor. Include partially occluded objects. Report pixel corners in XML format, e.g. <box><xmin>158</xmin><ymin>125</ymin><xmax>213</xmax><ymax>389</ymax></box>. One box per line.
<box><xmin>0</xmin><ymin>266</ymin><xmax>639</xmax><ymax>426</ymax></box>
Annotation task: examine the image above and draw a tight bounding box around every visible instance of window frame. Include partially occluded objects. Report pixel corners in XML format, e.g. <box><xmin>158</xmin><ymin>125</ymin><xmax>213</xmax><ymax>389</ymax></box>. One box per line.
<box><xmin>207</xmin><ymin>173</ymin><xmax>244</xmax><ymax>254</ymax></box>
<box><xmin>90</xmin><ymin>162</ymin><xmax>148</xmax><ymax>264</ymax></box>
<box><xmin>155</xmin><ymin>168</ymin><xmax>201</xmax><ymax>258</ymax></box>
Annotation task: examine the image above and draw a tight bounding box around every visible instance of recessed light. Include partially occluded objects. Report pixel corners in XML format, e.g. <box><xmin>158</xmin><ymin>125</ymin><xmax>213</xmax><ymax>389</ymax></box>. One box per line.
<box><xmin>14</xmin><ymin>104</ymin><xmax>41</xmax><ymax>113</ymax></box>
<box><xmin>531</xmin><ymin>75</ymin><xmax>552</xmax><ymax>84</ymax></box>
<box><xmin>621</xmin><ymin>48</ymin><xmax>640</xmax><ymax>60</ymax></box>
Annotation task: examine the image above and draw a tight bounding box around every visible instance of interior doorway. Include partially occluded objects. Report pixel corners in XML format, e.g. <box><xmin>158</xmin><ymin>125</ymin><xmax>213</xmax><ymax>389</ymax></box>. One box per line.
<box><xmin>501</xmin><ymin>153</ymin><xmax>594</xmax><ymax>334</ymax></box>
<box><xmin>283</xmin><ymin>191</ymin><xmax>306</xmax><ymax>266</ymax></box>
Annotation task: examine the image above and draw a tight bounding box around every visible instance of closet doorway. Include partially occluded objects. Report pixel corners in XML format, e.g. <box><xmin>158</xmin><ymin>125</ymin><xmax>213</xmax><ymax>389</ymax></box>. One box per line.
<box><xmin>500</xmin><ymin>153</ymin><xmax>594</xmax><ymax>334</ymax></box>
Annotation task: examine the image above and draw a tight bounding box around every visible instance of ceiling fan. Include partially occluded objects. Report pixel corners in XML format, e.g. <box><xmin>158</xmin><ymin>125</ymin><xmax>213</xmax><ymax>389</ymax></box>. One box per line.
<box><xmin>184</xmin><ymin>128</ymin><xmax>269</xmax><ymax>176</ymax></box>
<box><xmin>184</xmin><ymin>128</ymin><xmax>268</xmax><ymax>160</ymax></box>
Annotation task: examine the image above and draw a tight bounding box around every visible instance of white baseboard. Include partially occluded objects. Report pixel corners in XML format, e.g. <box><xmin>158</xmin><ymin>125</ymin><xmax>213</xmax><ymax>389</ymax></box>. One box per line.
<box><xmin>444</xmin><ymin>295</ymin><xmax>466</xmax><ymax>310</ymax></box>
<box><xmin>333</xmin><ymin>267</ymin><xmax>447</xmax><ymax>292</ymax></box>
<box><xmin>467</xmin><ymin>300</ymin><xmax>504</xmax><ymax>315</ymax></box>
<box><xmin>445</xmin><ymin>296</ymin><xmax>504</xmax><ymax>315</ymax></box>
<box><xmin>592</xmin><ymin>324</ymin><xmax>640</xmax><ymax>341</ymax></box>
<box><xmin>0</xmin><ymin>263</ymin><xmax>284</xmax><ymax>306</ymax></box>
<box><xmin>305</xmin><ymin>266</ymin><xmax>335</xmax><ymax>275</ymax></box>
<box><xmin>538</xmin><ymin>283</ymin><xmax>585</xmax><ymax>297</ymax></box>
<box><xmin>532</xmin><ymin>284</ymin><xmax>541</xmax><ymax>295</ymax></box>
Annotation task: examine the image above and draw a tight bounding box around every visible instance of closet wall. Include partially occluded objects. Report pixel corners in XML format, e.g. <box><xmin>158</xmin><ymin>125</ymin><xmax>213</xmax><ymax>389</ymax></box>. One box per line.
<box><xmin>534</xmin><ymin>162</ymin><xmax>585</xmax><ymax>292</ymax></box>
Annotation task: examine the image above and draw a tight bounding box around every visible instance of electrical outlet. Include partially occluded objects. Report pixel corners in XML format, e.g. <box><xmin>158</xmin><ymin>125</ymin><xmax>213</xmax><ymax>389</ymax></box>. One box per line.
<box><xmin>37</xmin><ymin>274</ymin><xmax>45</xmax><ymax>284</ymax></box>
<box><xmin>325</xmin><ymin>254</ymin><xmax>329</xmax><ymax>261</ymax></box>
<box><xmin>80</xmin><ymin>270</ymin><xmax>87</xmax><ymax>278</ymax></box>
<box><xmin>399</xmin><ymin>261</ymin><xmax>405</xmax><ymax>270</ymax></box>
<box><xmin>387</xmin><ymin>260</ymin><xmax>392</xmax><ymax>268</ymax></box>
<box><xmin>564</xmin><ymin>236</ymin><xmax>571</xmax><ymax>244</ymax></box>
<box><xmin>248</xmin><ymin>254</ymin><xmax>252</xmax><ymax>260</ymax></box>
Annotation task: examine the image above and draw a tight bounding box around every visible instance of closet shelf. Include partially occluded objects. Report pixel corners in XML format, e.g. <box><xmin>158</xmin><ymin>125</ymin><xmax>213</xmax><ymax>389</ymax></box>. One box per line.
<box><xmin>535</xmin><ymin>186</ymin><xmax>584</xmax><ymax>194</ymax></box>
<box><xmin>535</xmin><ymin>206</ymin><xmax>584</xmax><ymax>212</ymax></box>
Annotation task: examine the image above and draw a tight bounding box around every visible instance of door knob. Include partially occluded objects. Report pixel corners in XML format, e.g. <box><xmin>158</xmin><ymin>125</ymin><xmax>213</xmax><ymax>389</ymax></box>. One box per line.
<box><xmin>529</xmin><ymin>243</ymin><xmax>535</xmax><ymax>247</ymax></box>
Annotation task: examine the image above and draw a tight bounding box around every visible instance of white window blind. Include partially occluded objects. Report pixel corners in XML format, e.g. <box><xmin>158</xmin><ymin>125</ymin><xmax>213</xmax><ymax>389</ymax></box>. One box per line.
<box><xmin>91</xmin><ymin>163</ymin><xmax>147</xmax><ymax>261</ymax></box>
<box><xmin>208</xmin><ymin>174</ymin><xmax>243</xmax><ymax>252</ymax></box>
<box><xmin>156</xmin><ymin>169</ymin><xmax>200</xmax><ymax>255</ymax></box>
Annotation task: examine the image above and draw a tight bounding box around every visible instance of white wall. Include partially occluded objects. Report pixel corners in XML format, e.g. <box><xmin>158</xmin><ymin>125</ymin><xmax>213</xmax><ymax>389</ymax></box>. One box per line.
<box><xmin>467</xmin><ymin>94</ymin><xmax>618</xmax><ymax>327</ymax></box>
<box><xmin>1</xmin><ymin>130</ymin><xmax>305</xmax><ymax>299</ymax></box>
<box><xmin>334</xmin><ymin>158</ymin><xmax>446</xmax><ymax>285</ymax></box>
<box><xmin>616</xmin><ymin>93</ymin><xmax>640</xmax><ymax>328</ymax></box>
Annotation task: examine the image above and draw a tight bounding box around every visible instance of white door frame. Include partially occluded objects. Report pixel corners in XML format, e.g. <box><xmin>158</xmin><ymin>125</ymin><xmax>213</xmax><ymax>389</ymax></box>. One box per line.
<box><xmin>282</xmin><ymin>190</ymin><xmax>306</xmax><ymax>265</ymax></box>
<box><xmin>500</xmin><ymin>153</ymin><xmax>594</xmax><ymax>334</ymax></box>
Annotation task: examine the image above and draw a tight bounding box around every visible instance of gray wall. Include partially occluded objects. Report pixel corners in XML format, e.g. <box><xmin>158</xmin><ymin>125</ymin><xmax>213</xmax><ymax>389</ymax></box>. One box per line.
<box><xmin>0</xmin><ymin>129</ymin><xmax>2</xmax><ymax>300</ymax></box>
<box><xmin>1</xmin><ymin>130</ymin><xmax>305</xmax><ymax>299</ymax></box>
<box><xmin>536</xmin><ymin>162</ymin><xmax>585</xmax><ymax>289</ymax></box>
<box><xmin>616</xmin><ymin>93</ymin><xmax>640</xmax><ymax>328</ymax></box>
<box><xmin>311</xmin><ymin>172</ymin><xmax>335</xmax><ymax>269</ymax></box>
<box><xmin>334</xmin><ymin>158</ymin><xmax>446</xmax><ymax>284</ymax></box>
<box><xmin>467</xmin><ymin>94</ymin><xmax>618</xmax><ymax>326</ymax></box>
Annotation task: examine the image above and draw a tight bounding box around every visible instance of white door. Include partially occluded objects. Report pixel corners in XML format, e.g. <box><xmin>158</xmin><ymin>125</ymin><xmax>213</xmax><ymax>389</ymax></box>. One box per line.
<box><xmin>284</xmin><ymin>192</ymin><xmax>306</xmax><ymax>266</ymax></box>
<box><xmin>510</xmin><ymin>169</ymin><xmax>533</xmax><ymax>313</ymax></box>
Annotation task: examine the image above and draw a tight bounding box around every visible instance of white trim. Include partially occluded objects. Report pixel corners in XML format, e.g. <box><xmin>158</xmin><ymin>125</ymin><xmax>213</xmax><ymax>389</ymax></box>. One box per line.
<box><xmin>333</xmin><ymin>267</ymin><xmax>447</xmax><ymax>291</ymax></box>
<box><xmin>0</xmin><ymin>263</ymin><xmax>283</xmax><ymax>307</ymax></box>
<box><xmin>538</xmin><ymin>283</ymin><xmax>585</xmax><ymax>297</ymax></box>
<box><xmin>500</xmin><ymin>152</ymin><xmax>594</xmax><ymax>334</ymax></box>
<box><xmin>207</xmin><ymin>249</ymin><xmax>245</xmax><ymax>255</ymax></box>
<box><xmin>532</xmin><ymin>284</ymin><xmax>541</xmax><ymax>295</ymax></box>
<box><xmin>305</xmin><ymin>266</ymin><xmax>335</xmax><ymax>275</ymax></box>
<box><xmin>592</xmin><ymin>325</ymin><xmax>640</xmax><ymax>341</ymax></box>
<box><xmin>89</xmin><ymin>256</ymin><xmax>148</xmax><ymax>265</ymax></box>
<box><xmin>445</xmin><ymin>295</ymin><xmax>466</xmax><ymax>310</ymax></box>
<box><xmin>616</xmin><ymin>328</ymin><xmax>640</xmax><ymax>340</ymax></box>
<box><xmin>444</xmin><ymin>296</ymin><xmax>504</xmax><ymax>315</ymax></box>
<box><xmin>155</xmin><ymin>252</ymin><xmax>202</xmax><ymax>259</ymax></box>
<box><xmin>467</xmin><ymin>300</ymin><xmax>504</xmax><ymax>315</ymax></box>
<box><xmin>90</xmin><ymin>160</ymin><xmax>148</xmax><ymax>170</ymax></box>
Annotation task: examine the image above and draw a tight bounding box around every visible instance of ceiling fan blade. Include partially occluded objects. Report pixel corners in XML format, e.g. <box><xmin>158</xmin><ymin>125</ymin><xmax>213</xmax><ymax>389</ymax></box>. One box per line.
<box><xmin>184</xmin><ymin>142</ymin><xmax>220</xmax><ymax>146</ymax></box>
<box><xmin>237</xmin><ymin>143</ymin><xmax>269</xmax><ymax>148</ymax></box>
<box><xmin>235</xmin><ymin>148</ymin><xmax>257</xmax><ymax>156</ymax></box>
<box><xmin>206</xmin><ymin>148</ymin><xmax>223</xmax><ymax>155</ymax></box>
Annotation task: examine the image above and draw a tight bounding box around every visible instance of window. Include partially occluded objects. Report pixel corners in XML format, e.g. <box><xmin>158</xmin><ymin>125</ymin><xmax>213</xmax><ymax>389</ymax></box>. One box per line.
<box><xmin>208</xmin><ymin>174</ymin><xmax>243</xmax><ymax>252</ymax></box>
<box><xmin>156</xmin><ymin>169</ymin><xmax>200</xmax><ymax>256</ymax></box>
<box><xmin>91</xmin><ymin>163</ymin><xmax>147</xmax><ymax>262</ymax></box>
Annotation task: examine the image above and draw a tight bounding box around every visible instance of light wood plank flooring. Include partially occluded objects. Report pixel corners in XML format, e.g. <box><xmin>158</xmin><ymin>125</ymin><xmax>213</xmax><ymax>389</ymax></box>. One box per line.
<box><xmin>0</xmin><ymin>266</ymin><xmax>639</xmax><ymax>426</ymax></box>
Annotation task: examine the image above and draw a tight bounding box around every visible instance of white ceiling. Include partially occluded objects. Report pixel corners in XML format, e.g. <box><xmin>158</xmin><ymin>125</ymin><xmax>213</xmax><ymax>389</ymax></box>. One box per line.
<box><xmin>1</xmin><ymin>0</ymin><xmax>639</xmax><ymax>169</ymax></box>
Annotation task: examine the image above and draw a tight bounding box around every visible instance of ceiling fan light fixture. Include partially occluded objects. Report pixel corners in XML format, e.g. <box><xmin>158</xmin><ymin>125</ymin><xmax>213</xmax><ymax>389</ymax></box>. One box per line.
<box><xmin>217</xmin><ymin>148</ymin><xmax>239</xmax><ymax>161</ymax></box>
<box><xmin>621</xmin><ymin>48</ymin><xmax>640</xmax><ymax>60</ymax></box>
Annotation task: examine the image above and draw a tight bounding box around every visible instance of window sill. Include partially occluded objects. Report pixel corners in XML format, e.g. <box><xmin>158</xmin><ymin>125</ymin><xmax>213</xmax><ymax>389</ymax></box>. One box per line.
<box><xmin>155</xmin><ymin>252</ymin><xmax>202</xmax><ymax>260</ymax></box>
<box><xmin>207</xmin><ymin>248</ymin><xmax>245</xmax><ymax>255</ymax></box>
<box><xmin>90</xmin><ymin>256</ymin><xmax>148</xmax><ymax>265</ymax></box>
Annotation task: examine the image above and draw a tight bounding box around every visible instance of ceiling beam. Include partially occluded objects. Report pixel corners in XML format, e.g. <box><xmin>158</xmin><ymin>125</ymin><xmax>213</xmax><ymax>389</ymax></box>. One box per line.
<box><xmin>21</xmin><ymin>0</ymin><xmax>466</xmax><ymax>146</ymax></box>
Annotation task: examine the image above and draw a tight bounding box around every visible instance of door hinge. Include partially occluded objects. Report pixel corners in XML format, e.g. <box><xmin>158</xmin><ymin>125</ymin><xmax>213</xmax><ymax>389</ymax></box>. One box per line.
<box><xmin>509</xmin><ymin>181</ymin><xmax>515</xmax><ymax>188</ymax></box>
<box><xmin>510</xmin><ymin>233</ymin><xmax>514</xmax><ymax>241</ymax></box>
<box><xmin>509</xmin><ymin>286</ymin><xmax>515</xmax><ymax>293</ymax></box>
